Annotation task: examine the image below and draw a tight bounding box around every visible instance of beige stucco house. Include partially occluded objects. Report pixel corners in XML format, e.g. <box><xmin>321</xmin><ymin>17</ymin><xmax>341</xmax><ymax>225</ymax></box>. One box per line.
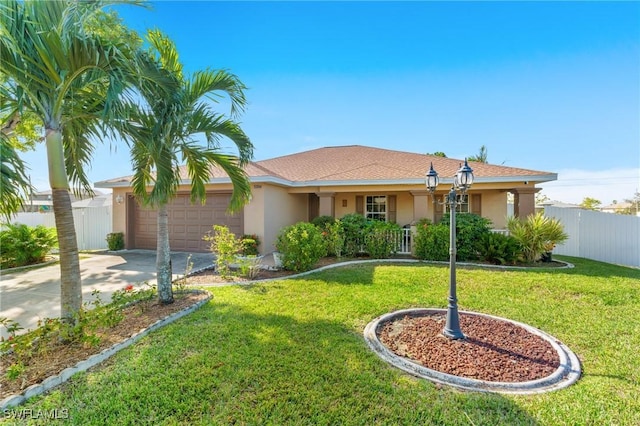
<box><xmin>96</xmin><ymin>145</ymin><xmax>556</xmax><ymax>254</ymax></box>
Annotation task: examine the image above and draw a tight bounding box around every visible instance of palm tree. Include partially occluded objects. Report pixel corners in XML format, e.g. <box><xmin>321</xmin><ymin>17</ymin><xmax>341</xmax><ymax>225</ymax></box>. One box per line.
<box><xmin>468</xmin><ymin>145</ymin><xmax>488</xmax><ymax>163</ymax></box>
<box><xmin>0</xmin><ymin>0</ymin><xmax>143</xmax><ymax>323</ymax></box>
<box><xmin>0</xmin><ymin>133</ymin><xmax>31</xmax><ymax>220</ymax></box>
<box><xmin>115</xmin><ymin>30</ymin><xmax>253</xmax><ymax>304</ymax></box>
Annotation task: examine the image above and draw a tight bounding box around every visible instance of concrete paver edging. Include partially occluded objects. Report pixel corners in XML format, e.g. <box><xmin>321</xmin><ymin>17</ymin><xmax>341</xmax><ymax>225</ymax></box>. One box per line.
<box><xmin>1</xmin><ymin>291</ymin><xmax>212</xmax><ymax>411</ymax></box>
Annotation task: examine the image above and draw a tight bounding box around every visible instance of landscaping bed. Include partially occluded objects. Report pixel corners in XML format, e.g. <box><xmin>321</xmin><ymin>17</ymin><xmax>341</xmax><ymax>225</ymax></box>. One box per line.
<box><xmin>0</xmin><ymin>291</ymin><xmax>208</xmax><ymax>401</ymax></box>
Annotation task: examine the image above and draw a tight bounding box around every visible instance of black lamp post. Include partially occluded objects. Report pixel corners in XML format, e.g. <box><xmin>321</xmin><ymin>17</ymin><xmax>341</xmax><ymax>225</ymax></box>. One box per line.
<box><xmin>425</xmin><ymin>159</ymin><xmax>474</xmax><ymax>340</ymax></box>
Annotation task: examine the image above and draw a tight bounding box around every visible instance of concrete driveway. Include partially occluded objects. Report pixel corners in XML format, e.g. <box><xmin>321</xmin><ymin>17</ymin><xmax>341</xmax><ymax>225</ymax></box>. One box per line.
<box><xmin>0</xmin><ymin>250</ymin><xmax>214</xmax><ymax>339</ymax></box>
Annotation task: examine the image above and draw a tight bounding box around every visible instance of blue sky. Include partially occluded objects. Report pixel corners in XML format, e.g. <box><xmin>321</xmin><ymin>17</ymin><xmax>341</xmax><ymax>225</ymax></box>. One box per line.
<box><xmin>22</xmin><ymin>1</ymin><xmax>640</xmax><ymax>204</ymax></box>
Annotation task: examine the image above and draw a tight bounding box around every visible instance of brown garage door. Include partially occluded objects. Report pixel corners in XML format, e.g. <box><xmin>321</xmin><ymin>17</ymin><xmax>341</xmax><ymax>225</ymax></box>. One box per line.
<box><xmin>131</xmin><ymin>193</ymin><xmax>243</xmax><ymax>252</ymax></box>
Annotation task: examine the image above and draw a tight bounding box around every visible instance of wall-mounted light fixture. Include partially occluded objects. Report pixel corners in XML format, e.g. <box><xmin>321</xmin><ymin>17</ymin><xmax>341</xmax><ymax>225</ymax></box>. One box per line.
<box><xmin>115</xmin><ymin>195</ymin><xmax>124</xmax><ymax>205</ymax></box>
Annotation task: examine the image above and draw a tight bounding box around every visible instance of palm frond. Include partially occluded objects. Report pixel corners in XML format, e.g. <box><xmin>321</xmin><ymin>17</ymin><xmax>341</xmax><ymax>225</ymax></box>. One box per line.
<box><xmin>185</xmin><ymin>109</ymin><xmax>253</xmax><ymax>165</ymax></box>
<box><xmin>198</xmin><ymin>151</ymin><xmax>251</xmax><ymax>213</ymax></box>
<box><xmin>146</xmin><ymin>29</ymin><xmax>183</xmax><ymax>81</ymax></box>
<box><xmin>186</xmin><ymin>69</ymin><xmax>248</xmax><ymax>118</ymax></box>
<box><xmin>0</xmin><ymin>132</ymin><xmax>32</xmax><ymax>220</ymax></box>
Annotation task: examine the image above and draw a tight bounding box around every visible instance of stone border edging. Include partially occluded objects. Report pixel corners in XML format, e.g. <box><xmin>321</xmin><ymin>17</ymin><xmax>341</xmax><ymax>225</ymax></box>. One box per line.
<box><xmin>0</xmin><ymin>256</ymin><xmax>60</xmax><ymax>274</ymax></box>
<box><xmin>0</xmin><ymin>290</ymin><xmax>212</xmax><ymax>410</ymax></box>
<box><xmin>195</xmin><ymin>258</ymin><xmax>575</xmax><ymax>287</ymax></box>
<box><xmin>363</xmin><ymin>308</ymin><xmax>582</xmax><ymax>395</ymax></box>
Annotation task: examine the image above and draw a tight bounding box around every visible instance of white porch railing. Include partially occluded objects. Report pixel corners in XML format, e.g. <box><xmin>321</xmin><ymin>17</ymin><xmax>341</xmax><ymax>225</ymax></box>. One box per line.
<box><xmin>386</xmin><ymin>228</ymin><xmax>412</xmax><ymax>255</ymax></box>
<box><xmin>389</xmin><ymin>227</ymin><xmax>509</xmax><ymax>255</ymax></box>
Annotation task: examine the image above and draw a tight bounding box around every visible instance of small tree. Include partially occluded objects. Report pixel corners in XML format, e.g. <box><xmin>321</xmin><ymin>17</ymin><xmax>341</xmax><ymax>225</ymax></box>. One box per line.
<box><xmin>468</xmin><ymin>145</ymin><xmax>488</xmax><ymax>163</ymax></box>
<box><xmin>203</xmin><ymin>225</ymin><xmax>243</xmax><ymax>279</ymax></box>
<box><xmin>580</xmin><ymin>197</ymin><xmax>601</xmax><ymax>211</ymax></box>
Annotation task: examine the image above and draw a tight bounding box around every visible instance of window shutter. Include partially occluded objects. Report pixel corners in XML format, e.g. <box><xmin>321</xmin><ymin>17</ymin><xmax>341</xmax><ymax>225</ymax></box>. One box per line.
<box><xmin>308</xmin><ymin>194</ymin><xmax>320</xmax><ymax>221</ymax></box>
<box><xmin>356</xmin><ymin>196</ymin><xmax>364</xmax><ymax>215</ymax></box>
<box><xmin>388</xmin><ymin>195</ymin><xmax>397</xmax><ymax>222</ymax></box>
<box><xmin>471</xmin><ymin>194</ymin><xmax>481</xmax><ymax>216</ymax></box>
<box><xmin>434</xmin><ymin>195</ymin><xmax>444</xmax><ymax>223</ymax></box>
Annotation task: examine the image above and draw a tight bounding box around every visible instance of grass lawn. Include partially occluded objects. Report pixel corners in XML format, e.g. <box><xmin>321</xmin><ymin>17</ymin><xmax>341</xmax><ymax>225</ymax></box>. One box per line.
<box><xmin>16</xmin><ymin>256</ymin><xmax>640</xmax><ymax>425</ymax></box>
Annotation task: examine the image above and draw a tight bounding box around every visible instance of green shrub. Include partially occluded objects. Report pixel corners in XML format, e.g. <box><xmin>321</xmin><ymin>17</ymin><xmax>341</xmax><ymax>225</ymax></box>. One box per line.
<box><xmin>319</xmin><ymin>220</ymin><xmax>346</xmax><ymax>258</ymax></box>
<box><xmin>339</xmin><ymin>214</ymin><xmax>369</xmax><ymax>257</ymax></box>
<box><xmin>203</xmin><ymin>225</ymin><xmax>243</xmax><ymax>278</ymax></box>
<box><xmin>237</xmin><ymin>255</ymin><xmax>262</xmax><ymax>279</ymax></box>
<box><xmin>440</xmin><ymin>213</ymin><xmax>492</xmax><ymax>261</ymax></box>
<box><xmin>365</xmin><ymin>221</ymin><xmax>401</xmax><ymax>259</ymax></box>
<box><xmin>106</xmin><ymin>232</ymin><xmax>125</xmax><ymax>251</ymax></box>
<box><xmin>477</xmin><ymin>232</ymin><xmax>522</xmax><ymax>265</ymax></box>
<box><xmin>507</xmin><ymin>212</ymin><xmax>569</xmax><ymax>263</ymax></box>
<box><xmin>275</xmin><ymin>222</ymin><xmax>326</xmax><ymax>272</ymax></box>
<box><xmin>240</xmin><ymin>234</ymin><xmax>260</xmax><ymax>256</ymax></box>
<box><xmin>414</xmin><ymin>219</ymin><xmax>449</xmax><ymax>261</ymax></box>
<box><xmin>0</xmin><ymin>224</ymin><xmax>58</xmax><ymax>269</ymax></box>
<box><xmin>311</xmin><ymin>215</ymin><xmax>337</xmax><ymax>228</ymax></box>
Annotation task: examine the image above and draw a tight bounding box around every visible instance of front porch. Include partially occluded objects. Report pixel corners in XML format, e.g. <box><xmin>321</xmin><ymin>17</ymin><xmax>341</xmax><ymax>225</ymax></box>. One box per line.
<box><xmin>307</xmin><ymin>188</ymin><xmax>535</xmax><ymax>233</ymax></box>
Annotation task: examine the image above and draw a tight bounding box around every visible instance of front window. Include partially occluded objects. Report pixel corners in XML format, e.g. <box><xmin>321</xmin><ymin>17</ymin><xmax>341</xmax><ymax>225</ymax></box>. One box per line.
<box><xmin>366</xmin><ymin>195</ymin><xmax>387</xmax><ymax>221</ymax></box>
<box><xmin>443</xmin><ymin>194</ymin><xmax>470</xmax><ymax>213</ymax></box>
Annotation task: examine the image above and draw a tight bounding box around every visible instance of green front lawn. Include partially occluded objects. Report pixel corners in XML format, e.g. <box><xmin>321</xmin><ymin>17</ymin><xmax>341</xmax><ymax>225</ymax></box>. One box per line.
<box><xmin>22</xmin><ymin>257</ymin><xmax>640</xmax><ymax>425</ymax></box>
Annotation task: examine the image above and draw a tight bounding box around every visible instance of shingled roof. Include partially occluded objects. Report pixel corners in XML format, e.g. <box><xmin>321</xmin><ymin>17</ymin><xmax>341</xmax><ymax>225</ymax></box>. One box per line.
<box><xmin>254</xmin><ymin>145</ymin><xmax>554</xmax><ymax>183</ymax></box>
<box><xmin>96</xmin><ymin>145</ymin><xmax>556</xmax><ymax>188</ymax></box>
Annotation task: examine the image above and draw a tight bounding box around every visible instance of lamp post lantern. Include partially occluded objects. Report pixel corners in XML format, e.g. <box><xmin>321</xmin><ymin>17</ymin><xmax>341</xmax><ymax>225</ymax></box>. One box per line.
<box><xmin>425</xmin><ymin>159</ymin><xmax>474</xmax><ymax>340</ymax></box>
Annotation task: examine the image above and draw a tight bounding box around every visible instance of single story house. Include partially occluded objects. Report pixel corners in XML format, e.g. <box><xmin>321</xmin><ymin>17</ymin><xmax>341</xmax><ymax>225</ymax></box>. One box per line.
<box><xmin>95</xmin><ymin>145</ymin><xmax>556</xmax><ymax>254</ymax></box>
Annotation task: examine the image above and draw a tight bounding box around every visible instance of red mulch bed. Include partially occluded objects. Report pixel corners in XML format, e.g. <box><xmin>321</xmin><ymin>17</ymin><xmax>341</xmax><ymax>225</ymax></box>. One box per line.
<box><xmin>379</xmin><ymin>312</ymin><xmax>560</xmax><ymax>382</ymax></box>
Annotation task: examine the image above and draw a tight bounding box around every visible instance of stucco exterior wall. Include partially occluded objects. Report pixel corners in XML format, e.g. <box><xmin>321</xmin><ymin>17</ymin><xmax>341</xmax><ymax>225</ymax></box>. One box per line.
<box><xmin>243</xmin><ymin>184</ymin><xmax>265</xmax><ymax>250</ymax></box>
<box><xmin>261</xmin><ymin>185</ymin><xmax>308</xmax><ymax>253</ymax></box>
<box><xmin>334</xmin><ymin>193</ymin><xmax>354</xmax><ymax>218</ymax></box>
<box><xmin>480</xmin><ymin>191</ymin><xmax>508</xmax><ymax>229</ymax></box>
<box><xmin>111</xmin><ymin>188</ymin><xmax>127</xmax><ymax>235</ymax></box>
<box><xmin>107</xmin><ymin>180</ymin><xmax>525</xmax><ymax>254</ymax></box>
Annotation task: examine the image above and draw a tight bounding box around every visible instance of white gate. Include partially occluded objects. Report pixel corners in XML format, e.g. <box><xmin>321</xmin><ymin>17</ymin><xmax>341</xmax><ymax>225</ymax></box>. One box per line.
<box><xmin>6</xmin><ymin>206</ymin><xmax>112</xmax><ymax>251</ymax></box>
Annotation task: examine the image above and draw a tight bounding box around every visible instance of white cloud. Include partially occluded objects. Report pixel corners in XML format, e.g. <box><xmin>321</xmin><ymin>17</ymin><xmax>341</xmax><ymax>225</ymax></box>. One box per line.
<box><xmin>538</xmin><ymin>168</ymin><xmax>640</xmax><ymax>205</ymax></box>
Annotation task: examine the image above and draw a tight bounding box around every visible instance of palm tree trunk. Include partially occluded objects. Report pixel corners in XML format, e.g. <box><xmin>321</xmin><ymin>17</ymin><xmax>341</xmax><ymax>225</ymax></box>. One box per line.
<box><xmin>46</xmin><ymin>128</ymin><xmax>82</xmax><ymax>323</ymax></box>
<box><xmin>156</xmin><ymin>203</ymin><xmax>174</xmax><ymax>304</ymax></box>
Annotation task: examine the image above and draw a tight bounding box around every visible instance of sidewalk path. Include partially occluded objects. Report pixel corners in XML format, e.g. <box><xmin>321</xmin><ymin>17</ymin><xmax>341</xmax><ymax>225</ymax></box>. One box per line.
<box><xmin>0</xmin><ymin>250</ymin><xmax>214</xmax><ymax>339</ymax></box>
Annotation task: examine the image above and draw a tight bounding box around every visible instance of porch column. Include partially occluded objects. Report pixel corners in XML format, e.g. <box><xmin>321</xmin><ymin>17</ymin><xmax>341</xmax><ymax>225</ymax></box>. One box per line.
<box><xmin>410</xmin><ymin>190</ymin><xmax>432</xmax><ymax>223</ymax></box>
<box><xmin>316</xmin><ymin>192</ymin><xmax>336</xmax><ymax>217</ymax></box>
<box><xmin>512</xmin><ymin>187</ymin><xmax>540</xmax><ymax>218</ymax></box>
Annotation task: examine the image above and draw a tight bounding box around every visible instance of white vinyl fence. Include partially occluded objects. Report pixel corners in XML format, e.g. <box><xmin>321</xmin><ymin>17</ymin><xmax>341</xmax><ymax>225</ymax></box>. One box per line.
<box><xmin>544</xmin><ymin>206</ymin><xmax>640</xmax><ymax>268</ymax></box>
<box><xmin>6</xmin><ymin>206</ymin><xmax>112</xmax><ymax>251</ymax></box>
